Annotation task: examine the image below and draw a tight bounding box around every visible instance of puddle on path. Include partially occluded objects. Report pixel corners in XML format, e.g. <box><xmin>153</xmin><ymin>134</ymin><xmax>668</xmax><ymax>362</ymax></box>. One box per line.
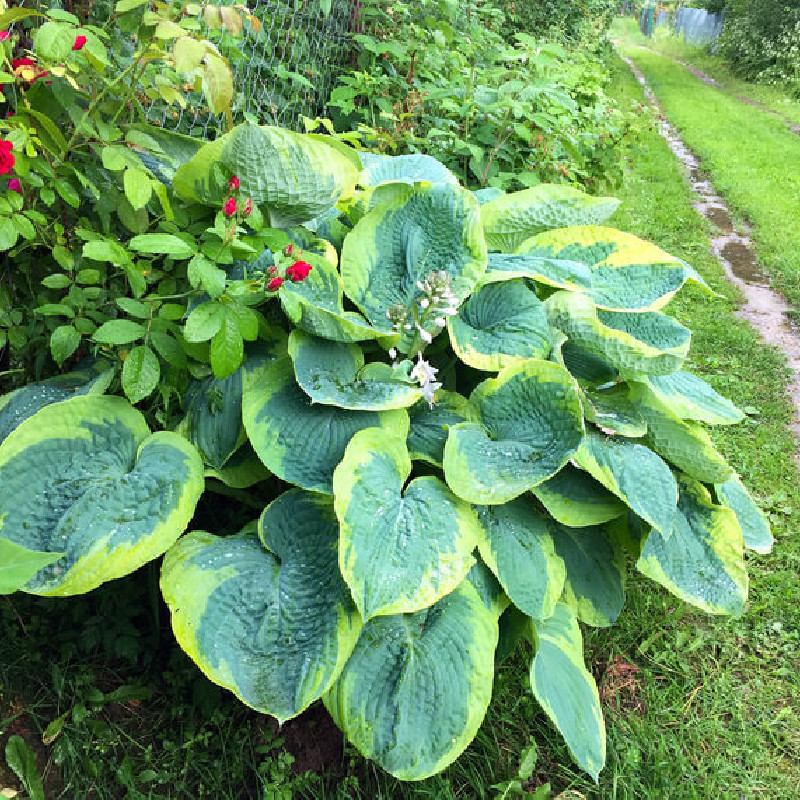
<box><xmin>621</xmin><ymin>54</ymin><xmax>800</xmax><ymax>439</ymax></box>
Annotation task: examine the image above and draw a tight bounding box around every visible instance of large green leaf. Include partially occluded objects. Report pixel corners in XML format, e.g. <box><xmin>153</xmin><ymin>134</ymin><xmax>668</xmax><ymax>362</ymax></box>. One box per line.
<box><xmin>637</xmin><ymin>477</ymin><xmax>748</xmax><ymax>615</ymax></box>
<box><xmin>481</xmin><ymin>252</ymin><xmax>591</xmax><ymax>288</ymax></box>
<box><xmin>0</xmin><ymin>361</ymin><xmax>113</xmax><ymax>444</ymax></box>
<box><xmin>552</xmin><ymin>523</ymin><xmax>625</xmax><ymax>627</ymax></box>
<box><xmin>475</xmin><ymin>497</ymin><xmax>565</xmax><ymax>620</ymax></box>
<box><xmin>0</xmin><ymin>539</ymin><xmax>63</xmax><ymax>595</ymax></box>
<box><xmin>161</xmin><ymin>491</ymin><xmax>361</xmax><ymax>723</ymax></box>
<box><xmin>443</xmin><ymin>360</ymin><xmax>584</xmax><ymax>504</ymax></box>
<box><xmin>715</xmin><ymin>475</ymin><xmax>773</xmax><ymax>554</ymax></box>
<box><xmin>644</xmin><ymin>371</ymin><xmax>744</xmax><ymax>425</ymax></box>
<box><xmin>333</xmin><ymin>428</ymin><xmax>478</xmax><ymax>619</ymax></box>
<box><xmin>0</xmin><ymin>396</ymin><xmax>204</xmax><ymax>595</ymax></box>
<box><xmin>530</xmin><ymin>602</ymin><xmax>605</xmax><ymax>781</ymax></box>
<box><xmin>574</xmin><ymin>431</ymin><xmax>677</xmax><ymax>537</ymax></box>
<box><xmin>532</xmin><ymin>464</ymin><xmax>626</xmax><ymax>527</ymax></box>
<box><xmin>407</xmin><ymin>390</ymin><xmax>473</xmax><ymax>467</ymax></box>
<box><xmin>242</xmin><ymin>357</ymin><xmax>408</xmax><ymax>493</ymax></box>
<box><xmin>204</xmin><ymin>445</ymin><xmax>270</xmax><ymax>488</ymax></box>
<box><xmin>340</xmin><ymin>183</ymin><xmax>487</xmax><ymax>333</ymax></box>
<box><xmin>582</xmin><ymin>384</ymin><xmax>647</xmax><ymax>438</ymax></box>
<box><xmin>629</xmin><ymin>383</ymin><xmax>733</xmax><ymax>483</ymax></box>
<box><xmin>481</xmin><ymin>187</ymin><xmax>620</xmax><ymax>253</ymax></box>
<box><xmin>545</xmin><ymin>291</ymin><xmax>691</xmax><ymax>377</ymax></box>
<box><xmin>447</xmin><ymin>279</ymin><xmax>551</xmax><ymax>371</ymax></box>
<box><xmin>173</xmin><ymin>123</ymin><xmax>358</xmax><ymax>225</ymax></box>
<box><xmin>466</xmin><ymin>558</ymin><xmax>509</xmax><ymax>618</ymax></box>
<box><xmin>288</xmin><ymin>331</ymin><xmax>420</xmax><ymax>410</ymax></box>
<box><xmin>359</xmin><ymin>152</ymin><xmax>459</xmax><ymax>187</ymax></box>
<box><xmin>324</xmin><ymin>582</ymin><xmax>498</xmax><ymax>780</ymax></box>
<box><xmin>517</xmin><ymin>225</ymin><xmax>710</xmax><ymax>311</ymax></box>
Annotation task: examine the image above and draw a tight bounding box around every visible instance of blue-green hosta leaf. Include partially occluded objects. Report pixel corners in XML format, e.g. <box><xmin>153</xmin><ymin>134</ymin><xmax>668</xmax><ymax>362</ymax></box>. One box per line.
<box><xmin>161</xmin><ymin>490</ymin><xmax>362</xmax><ymax>723</ymax></box>
<box><xmin>575</xmin><ymin>431</ymin><xmax>678</xmax><ymax>537</ymax></box>
<box><xmin>481</xmin><ymin>187</ymin><xmax>620</xmax><ymax>253</ymax></box>
<box><xmin>333</xmin><ymin>428</ymin><xmax>478</xmax><ymax>619</ymax></box>
<box><xmin>553</xmin><ymin>338</ymin><xmax>619</xmax><ymax>387</ymax></box>
<box><xmin>545</xmin><ymin>291</ymin><xmax>691</xmax><ymax>377</ymax></box>
<box><xmin>0</xmin><ymin>538</ymin><xmax>63</xmax><ymax>594</ymax></box>
<box><xmin>407</xmin><ymin>390</ymin><xmax>473</xmax><ymax>467</ymax></box>
<box><xmin>288</xmin><ymin>331</ymin><xmax>420</xmax><ymax>410</ymax></box>
<box><xmin>475</xmin><ymin>497</ymin><xmax>565</xmax><ymax>620</ymax></box>
<box><xmin>466</xmin><ymin>559</ymin><xmax>509</xmax><ymax>618</ymax></box>
<box><xmin>0</xmin><ymin>361</ymin><xmax>114</xmax><ymax>444</ymax></box>
<box><xmin>583</xmin><ymin>384</ymin><xmax>647</xmax><ymax>438</ymax></box>
<box><xmin>629</xmin><ymin>383</ymin><xmax>732</xmax><ymax>484</ymax></box>
<box><xmin>173</xmin><ymin>123</ymin><xmax>358</xmax><ymax>225</ymax></box>
<box><xmin>472</xmin><ymin>187</ymin><xmax>505</xmax><ymax>206</ymax></box>
<box><xmin>637</xmin><ymin>477</ymin><xmax>748</xmax><ymax>615</ymax></box>
<box><xmin>242</xmin><ymin>357</ymin><xmax>408</xmax><ymax>494</ymax></box>
<box><xmin>340</xmin><ymin>183</ymin><xmax>487</xmax><ymax>333</ymax></box>
<box><xmin>443</xmin><ymin>360</ymin><xmax>585</xmax><ymax>504</ymax></box>
<box><xmin>645</xmin><ymin>371</ymin><xmax>744</xmax><ymax>425</ymax></box>
<box><xmin>518</xmin><ymin>225</ymin><xmax>710</xmax><ymax>311</ymax></box>
<box><xmin>447</xmin><ymin>280</ymin><xmax>551</xmax><ymax>371</ymax></box>
<box><xmin>0</xmin><ymin>396</ymin><xmax>204</xmax><ymax>595</ymax></box>
<box><xmin>530</xmin><ymin>602</ymin><xmax>605</xmax><ymax>781</ymax></box>
<box><xmin>204</xmin><ymin>445</ymin><xmax>270</xmax><ymax>488</ymax></box>
<box><xmin>280</xmin><ymin>251</ymin><xmax>381</xmax><ymax>343</ymax></box>
<box><xmin>481</xmin><ymin>253</ymin><xmax>592</xmax><ymax>288</ymax></box>
<box><xmin>324</xmin><ymin>582</ymin><xmax>498</xmax><ymax>780</ymax></box>
<box><xmin>359</xmin><ymin>152</ymin><xmax>459</xmax><ymax>187</ymax></box>
<box><xmin>715</xmin><ymin>475</ymin><xmax>773</xmax><ymax>554</ymax></box>
<box><xmin>552</xmin><ymin>523</ymin><xmax>625</xmax><ymax>628</ymax></box>
<box><xmin>532</xmin><ymin>464</ymin><xmax>626</xmax><ymax>527</ymax></box>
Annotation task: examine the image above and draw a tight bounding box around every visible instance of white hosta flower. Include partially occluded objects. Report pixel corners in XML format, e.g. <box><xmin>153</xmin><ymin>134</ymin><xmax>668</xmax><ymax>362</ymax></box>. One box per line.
<box><xmin>411</xmin><ymin>355</ymin><xmax>441</xmax><ymax>408</ymax></box>
<box><xmin>434</xmin><ymin>317</ymin><xmax>446</xmax><ymax>328</ymax></box>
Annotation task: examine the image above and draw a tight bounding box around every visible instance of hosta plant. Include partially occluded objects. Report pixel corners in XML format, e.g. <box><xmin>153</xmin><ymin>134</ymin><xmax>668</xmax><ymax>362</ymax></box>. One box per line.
<box><xmin>0</xmin><ymin>129</ymin><xmax>773</xmax><ymax>782</ymax></box>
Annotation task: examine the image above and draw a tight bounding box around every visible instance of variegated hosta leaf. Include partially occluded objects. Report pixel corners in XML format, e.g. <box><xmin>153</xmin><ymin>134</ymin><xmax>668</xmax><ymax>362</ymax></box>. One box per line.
<box><xmin>553</xmin><ymin>337</ymin><xmax>619</xmax><ymax>387</ymax></box>
<box><xmin>340</xmin><ymin>183</ymin><xmax>487</xmax><ymax>332</ymax></box>
<box><xmin>333</xmin><ymin>428</ymin><xmax>478</xmax><ymax>619</ymax></box>
<box><xmin>575</xmin><ymin>430</ymin><xmax>678</xmax><ymax>537</ymax></box>
<box><xmin>177</xmin><ymin>369</ymin><xmax>245</xmax><ymax>470</ymax></box>
<box><xmin>481</xmin><ymin>252</ymin><xmax>592</xmax><ymax>288</ymax></box>
<box><xmin>583</xmin><ymin>384</ymin><xmax>647</xmax><ymax>438</ymax></box>
<box><xmin>288</xmin><ymin>330</ymin><xmax>420</xmax><ymax>410</ymax></box>
<box><xmin>407</xmin><ymin>390</ymin><xmax>473</xmax><ymax>467</ymax></box>
<box><xmin>0</xmin><ymin>396</ymin><xmax>204</xmax><ymax>595</ymax></box>
<box><xmin>204</xmin><ymin>445</ymin><xmax>270</xmax><ymax>488</ymax></box>
<box><xmin>466</xmin><ymin>558</ymin><xmax>510</xmax><ymax>618</ymax></box>
<box><xmin>324</xmin><ymin>582</ymin><xmax>498</xmax><ymax>780</ymax></box>
<box><xmin>530</xmin><ymin>602</ymin><xmax>606</xmax><ymax>781</ymax></box>
<box><xmin>645</xmin><ymin>371</ymin><xmax>744</xmax><ymax>425</ymax></box>
<box><xmin>444</xmin><ymin>360</ymin><xmax>585</xmax><ymax>504</ymax></box>
<box><xmin>280</xmin><ymin>251</ymin><xmax>382</xmax><ymax>343</ymax></box>
<box><xmin>160</xmin><ymin>490</ymin><xmax>362</xmax><ymax>723</ymax></box>
<box><xmin>552</xmin><ymin>523</ymin><xmax>625</xmax><ymax>627</ymax></box>
<box><xmin>473</xmin><ymin>186</ymin><xmax>505</xmax><ymax>206</ymax></box>
<box><xmin>242</xmin><ymin>357</ymin><xmax>408</xmax><ymax>494</ymax></box>
<box><xmin>629</xmin><ymin>383</ymin><xmax>733</xmax><ymax>484</ymax></box>
<box><xmin>0</xmin><ymin>538</ymin><xmax>63</xmax><ymax>594</ymax></box>
<box><xmin>637</xmin><ymin>477</ymin><xmax>748</xmax><ymax>615</ymax></box>
<box><xmin>447</xmin><ymin>279</ymin><xmax>552</xmax><ymax>371</ymax></box>
<box><xmin>0</xmin><ymin>361</ymin><xmax>114</xmax><ymax>444</ymax></box>
<box><xmin>359</xmin><ymin>152</ymin><xmax>459</xmax><ymax>187</ymax></box>
<box><xmin>173</xmin><ymin>123</ymin><xmax>358</xmax><ymax>225</ymax></box>
<box><xmin>545</xmin><ymin>291</ymin><xmax>691</xmax><ymax>377</ymax></box>
<box><xmin>532</xmin><ymin>464</ymin><xmax>626</xmax><ymax>527</ymax></box>
<box><xmin>517</xmin><ymin>225</ymin><xmax>710</xmax><ymax>311</ymax></box>
<box><xmin>481</xmin><ymin>187</ymin><xmax>620</xmax><ymax>253</ymax></box>
<box><xmin>475</xmin><ymin>497</ymin><xmax>565</xmax><ymax>620</ymax></box>
<box><xmin>715</xmin><ymin>475</ymin><xmax>773</xmax><ymax>554</ymax></box>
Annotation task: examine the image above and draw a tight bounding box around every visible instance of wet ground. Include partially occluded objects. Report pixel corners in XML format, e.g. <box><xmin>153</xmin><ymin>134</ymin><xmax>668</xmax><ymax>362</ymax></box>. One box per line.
<box><xmin>621</xmin><ymin>54</ymin><xmax>800</xmax><ymax>439</ymax></box>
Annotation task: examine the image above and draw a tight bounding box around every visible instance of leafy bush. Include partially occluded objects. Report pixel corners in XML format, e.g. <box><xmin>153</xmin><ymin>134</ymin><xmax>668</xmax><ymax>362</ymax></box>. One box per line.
<box><xmin>495</xmin><ymin>0</ymin><xmax>618</xmax><ymax>44</ymax></box>
<box><xmin>0</xmin><ymin>0</ymin><xmax>773</xmax><ymax>786</ymax></box>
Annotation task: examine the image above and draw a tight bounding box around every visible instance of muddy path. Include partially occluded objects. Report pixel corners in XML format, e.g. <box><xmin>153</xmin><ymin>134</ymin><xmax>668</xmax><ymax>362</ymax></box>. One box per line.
<box><xmin>620</xmin><ymin>53</ymin><xmax>800</xmax><ymax>440</ymax></box>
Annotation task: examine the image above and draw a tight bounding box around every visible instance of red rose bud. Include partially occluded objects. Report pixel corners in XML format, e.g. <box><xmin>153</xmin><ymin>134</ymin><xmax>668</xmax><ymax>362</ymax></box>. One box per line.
<box><xmin>72</xmin><ymin>35</ymin><xmax>87</xmax><ymax>51</ymax></box>
<box><xmin>283</xmin><ymin>244</ymin><xmax>293</xmax><ymax>256</ymax></box>
<box><xmin>286</xmin><ymin>260</ymin><xmax>312</xmax><ymax>282</ymax></box>
<box><xmin>243</xmin><ymin>197</ymin><xmax>252</xmax><ymax>216</ymax></box>
<box><xmin>223</xmin><ymin>196</ymin><xmax>237</xmax><ymax>217</ymax></box>
<box><xmin>0</xmin><ymin>140</ymin><xmax>14</xmax><ymax>176</ymax></box>
<box><xmin>8</xmin><ymin>178</ymin><xmax>21</xmax><ymax>193</ymax></box>
<box><xmin>228</xmin><ymin>175</ymin><xmax>240</xmax><ymax>191</ymax></box>
<box><xmin>267</xmin><ymin>277</ymin><xmax>283</xmax><ymax>291</ymax></box>
<box><xmin>266</xmin><ymin>265</ymin><xmax>278</xmax><ymax>276</ymax></box>
<box><xmin>13</xmin><ymin>57</ymin><xmax>48</xmax><ymax>83</ymax></box>
<box><xmin>0</xmin><ymin>31</ymin><xmax>9</xmax><ymax>41</ymax></box>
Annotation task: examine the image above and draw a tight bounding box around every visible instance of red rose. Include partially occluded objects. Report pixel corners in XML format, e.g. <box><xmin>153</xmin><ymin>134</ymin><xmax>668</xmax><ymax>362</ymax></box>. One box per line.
<box><xmin>72</xmin><ymin>35</ymin><xmax>87</xmax><ymax>51</ymax></box>
<box><xmin>284</xmin><ymin>243</ymin><xmax>293</xmax><ymax>256</ymax></box>
<box><xmin>223</xmin><ymin>196</ymin><xmax>237</xmax><ymax>217</ymax></box>
<box><xmin>286</xmin><ymin>260</ymin><xmax>312</xmax><ymax>282</ymax></box>
<box><xmin>267</xmin><ymin>277</ymin><xmax>283</xmax><ymax>291</ymax></box>
<box><xmin>243</xmin><ymin>197</ymin><xmax>252</xmax><ymax>216</ymax></box>
<box><xmin>8</xmin><ymin>178</ymin><xmax>21</xmax><ymax>193</ymax></box>
<box><xmin>228</xmin><ymin>175</ymin><xmax>240</xmax><ymax>191</ymax></box>
<box><xmin>0</xmin><ymin>140</ymin><xmax>14</xmax><ymax>175</ymax></box>
<box><xmin>0</xmin><ymin>31</ymin><xmax>9</xmax><ymax>42</ymax></box>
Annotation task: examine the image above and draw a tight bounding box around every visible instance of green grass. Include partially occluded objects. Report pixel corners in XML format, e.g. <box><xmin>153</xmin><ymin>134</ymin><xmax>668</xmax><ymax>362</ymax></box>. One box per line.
<box><xmin>3</xmin><ymin>53</ymin><xmax>800</xmax><ymax>800</ymax></box>
<box><xmin>611</xmin><ymin>16</ymin><xmax>800</xmax><ymax>126</ymax></box>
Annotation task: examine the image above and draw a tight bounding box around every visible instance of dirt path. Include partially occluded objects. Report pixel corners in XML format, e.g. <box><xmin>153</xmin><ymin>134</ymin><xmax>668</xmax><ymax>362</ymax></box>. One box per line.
<box><xmin>620</xmin><ymin>54</ymin><xmax>800</xmax><ymax>441</ymax></box>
